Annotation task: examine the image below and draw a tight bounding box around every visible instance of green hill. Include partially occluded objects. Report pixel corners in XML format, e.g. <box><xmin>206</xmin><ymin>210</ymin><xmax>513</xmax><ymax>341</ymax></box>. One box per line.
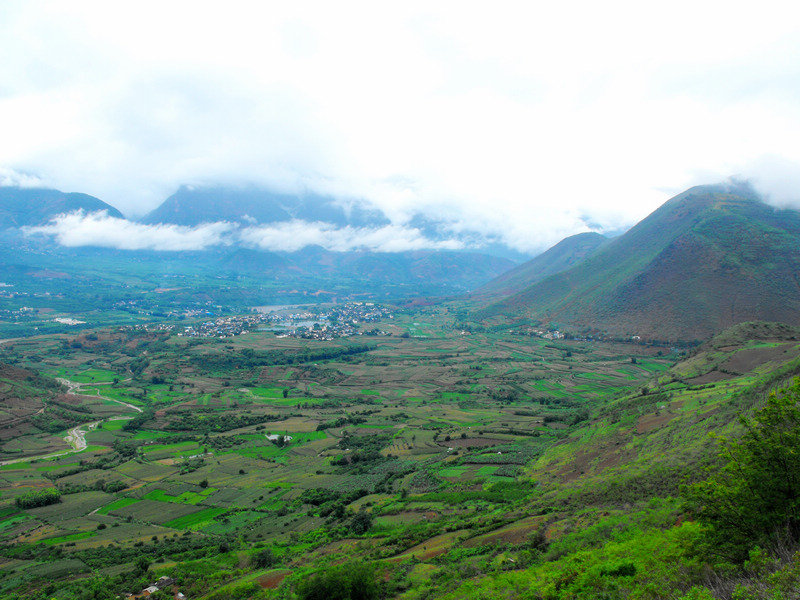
<box><xmin>477</xmin><ymin>183</ymin><xmax>800</xmax><ymax>341</ymax></box>
<box><xmin>472</xmin><ymin>231</ymin><xmax>608</xmax><ymax>299</ymax></box>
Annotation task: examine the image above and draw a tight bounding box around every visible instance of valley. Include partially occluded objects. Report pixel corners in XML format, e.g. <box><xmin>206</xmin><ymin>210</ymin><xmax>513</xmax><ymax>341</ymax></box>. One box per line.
<box><xmin>2</xmin><ymin>300</ymin><xmax>800</xmax><ymax>599</ymax></box>
<box><xmin>2</xmin><ymin>184</ymin><xmax>800</xmax><ymax>599</ymax></box>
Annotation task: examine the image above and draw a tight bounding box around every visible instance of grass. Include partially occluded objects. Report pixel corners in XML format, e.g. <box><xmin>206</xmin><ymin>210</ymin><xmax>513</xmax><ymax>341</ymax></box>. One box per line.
<box><xmin>42</xmin><ymin>531</ymin><xmax>96</xmax><ymax>545</ymax></box>
<box><xmin>144</xmin><ymin>489</ymin><xmax>209</xmax><ymax>505</ymax></box>
<box><xmin>97</xmin><ymin>497</ymin><xmax>140</xmax><ymax>515</ymax></box>
<box><xmin>164</xmin><ymin>507</ymin><xmax>228</xmax><ymax>529</ymax></box>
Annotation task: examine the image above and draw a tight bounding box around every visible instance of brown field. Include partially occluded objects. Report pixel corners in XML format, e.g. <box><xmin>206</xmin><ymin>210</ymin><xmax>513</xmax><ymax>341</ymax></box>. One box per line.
<box><xmin>258</xmin><ymin>569</ymin><xmax>293</xmax><ymax>589</ymax></box>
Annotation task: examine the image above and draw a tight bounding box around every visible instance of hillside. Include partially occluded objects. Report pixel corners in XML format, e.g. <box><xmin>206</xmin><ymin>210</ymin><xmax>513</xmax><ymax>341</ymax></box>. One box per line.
<box><xmin>473</xmin><ymin>231</ymin><xmax>608</xmax><ymax>298</ymax></box>
<box><xmin>477</xmin><ymin>183</ymin><xmax>800</xmax><ymax>341</ymax></box>
<box><xmin>0</xmin><ymin>187</ymin><xmax>124</xmax><ymax>228</ymax></box>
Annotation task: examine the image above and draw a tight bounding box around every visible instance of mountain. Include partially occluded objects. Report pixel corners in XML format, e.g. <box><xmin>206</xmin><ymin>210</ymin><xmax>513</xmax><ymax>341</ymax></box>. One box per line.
<box><xmin>140</xmin><ymin>185</ymin><xmax>389</xmax><ymax>228</ymax></box>
<box><xmin>215</xmin><ymin>245</ymin><xmax>516</xmax><ymax>291</ymax></box>
<box><xmin>140</xmin><ymin>185</ymin><xmax>531</xmax><ymax>262</ymax></box>
<box><xmin>473</xmin><ymin>231</ymin><xmax>608</xmax><ymax>298</ymax></box>
<box><xmin>0</xmin><ymin>186</ymin><xmax>124</xmax><ymax>228</ymax></box>
<box><xmin>477</xmin><ymin>183</ymin><xmax>800</xmax><ymax>341</ymax></box>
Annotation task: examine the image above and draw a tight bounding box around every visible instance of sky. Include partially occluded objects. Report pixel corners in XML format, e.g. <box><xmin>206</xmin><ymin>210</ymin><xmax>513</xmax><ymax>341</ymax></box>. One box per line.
<box><xmin>2</xmin><ymin>0</ymin><xmax>800</xmax><ymax>255</ymax></box>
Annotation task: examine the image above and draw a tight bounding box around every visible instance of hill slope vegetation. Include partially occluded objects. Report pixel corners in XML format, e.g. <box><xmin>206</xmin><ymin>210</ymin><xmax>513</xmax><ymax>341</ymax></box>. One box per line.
<box><xmin>474</xmin><ymin>231</ymin><xmax>608</xmax><ymax>298</ymax></box>
<box><xmin>477</xmin><ymin>183</ymin><xmax>800</xmax><ymax>341</ymax></box>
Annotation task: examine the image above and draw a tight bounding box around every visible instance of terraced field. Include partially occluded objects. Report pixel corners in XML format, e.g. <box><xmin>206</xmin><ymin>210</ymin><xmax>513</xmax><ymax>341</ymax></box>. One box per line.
<box><xmin>3</xmin><ymin>314</ymin><xmax>796</xmax><ymax>599</ymax></box>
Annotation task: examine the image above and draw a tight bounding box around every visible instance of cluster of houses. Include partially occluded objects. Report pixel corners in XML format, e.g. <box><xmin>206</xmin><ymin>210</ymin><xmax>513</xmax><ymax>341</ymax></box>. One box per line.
<box><xmin>178</xmin><ymin>313</ymin><xmax>265</xmax><ymax>338</ymax></box>
<box><xmin>272</xmin><ymin>302</ymin><xmax>393</xmax><ymax>340</ymax></box>
<box><xmin>124</xmin><ymin>575</ymin><xmax>185</xmax><ymax>599</ymax></box>
<box><xmin>119</xmin><ymin>323</ymin><xmax>176</xmax><ymax>333</ymax></box>
<box><xmin>325</xmin><ymin>302</ymin><xmax>393</xmax><ymax>323</ymax></box>
<box><xmin>114</xmin><ymin>302</ymin><xmax>394</xmax><ymax>341</ymax></box>
<box><xmin>509</xmin><ymin>327</ymin><xmax>565</xmax><ymax>340</ymax></box>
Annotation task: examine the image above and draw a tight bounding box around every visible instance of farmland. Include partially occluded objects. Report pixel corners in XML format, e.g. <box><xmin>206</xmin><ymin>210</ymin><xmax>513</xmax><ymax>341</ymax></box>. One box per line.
<box><xmin>1</xmin><ymin>308</ymin><xmax>800</xmax><ymax>599</ymax></box>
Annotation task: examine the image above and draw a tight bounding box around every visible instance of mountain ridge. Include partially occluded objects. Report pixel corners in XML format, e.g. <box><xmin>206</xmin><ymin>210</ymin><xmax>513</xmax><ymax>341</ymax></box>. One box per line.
<box><xmin>472</xmin><ymin>231</ymin><xmax>608</xmax><ymax>298</ymax></box>
<box><xmin>476</xmin><ymin>183</ymin><xmax>800</xmax><ymax>341</ymax></box>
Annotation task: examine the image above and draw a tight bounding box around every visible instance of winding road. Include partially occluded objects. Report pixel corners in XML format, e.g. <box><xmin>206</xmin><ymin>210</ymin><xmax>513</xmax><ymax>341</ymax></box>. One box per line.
<box><xmin>0</xmin><ymin>378</ymin><xmax>141</xmax><ymax>466</ymax></box>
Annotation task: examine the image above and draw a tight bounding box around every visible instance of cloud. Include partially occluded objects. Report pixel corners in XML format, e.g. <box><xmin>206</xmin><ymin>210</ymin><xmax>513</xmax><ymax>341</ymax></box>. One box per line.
<box><xmin>24</xmin><ymin>211</ymin><xmax>466</xmax><ymax>253</ymax></box>
<box><xmin>237</xmin><ymin>220</ymin><xmax>466</xmax><ymax>253</ymax></box>
<box><xmin>3</xmin><ymin>2</ymin><xmax>800</xmax><ymax>253</ymax></box>
<box><xmin>0</xmin><ymin>167</ymin><xmax>45</xmax><ymax>188</ymax></box>
<box><xmin>740</xmin><ymin>155</ymin><xmax>800</xmax><ymax>209</ymax></box>
<box><xmin>25</xmin><ymin>211</ymin><xmax>237</xmax><ymax>251</ymax></box>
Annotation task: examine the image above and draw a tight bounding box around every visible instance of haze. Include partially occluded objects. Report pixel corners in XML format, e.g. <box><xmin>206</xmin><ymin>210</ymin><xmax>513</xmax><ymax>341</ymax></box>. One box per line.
<box><xmin>2</xmin><ymin>1</ymin><xmax>800</xmax><ymax>254</ymax></box>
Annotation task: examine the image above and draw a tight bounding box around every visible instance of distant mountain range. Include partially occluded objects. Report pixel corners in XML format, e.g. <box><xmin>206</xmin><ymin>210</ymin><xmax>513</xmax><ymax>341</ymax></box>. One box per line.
<box><xmin>7</xmin><ymin>181</ymin><xmax>800</xmax><ymax>341</ymax></box>
<box><xmin>141</xmin><ymin>185</ymin><xmax>389</xmax><ymax>228</ymax></box>
<box><xmin>0</xmin><ymin>184</ymin><xmax>518</xmax><ymax>299</ymax></box>
<box><xmin>475</xmin><ymin>182</ymin><xmax>800</xmax><ymax>341</ymax></box>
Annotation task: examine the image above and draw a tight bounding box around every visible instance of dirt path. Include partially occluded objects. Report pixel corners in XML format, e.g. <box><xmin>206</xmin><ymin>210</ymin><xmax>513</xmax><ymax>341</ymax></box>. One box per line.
<box><xmin>0</xmin><ymin>421</ymin><xmax>97</xmax><ymax>466</ymax></box>
<box><xmin>0</xmin><ymin>378</ymin><xmax>140</xmax><ymax>466</ymax></box>
<box><xmin>64</xmin><ymin>421</ymin><xmax>100</xmax><ymax>451</ymax></box>
<box><xmin>56</xmin><ymin>377</ymin><xmax>143</xmax><ymax>413</ymax></box>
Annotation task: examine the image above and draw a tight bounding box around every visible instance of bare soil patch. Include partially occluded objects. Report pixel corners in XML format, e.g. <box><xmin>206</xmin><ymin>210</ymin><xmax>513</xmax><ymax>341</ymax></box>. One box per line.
<box><xmin>722</xmin><ymin>344</ymin><xmax>798</xmax><ymax>373</ymax></box>
<box><xmin>258</xmin><ymin>570</ymin><xmax>292</xmax><ymax>589</ymax></box>
<box><xmin>0</xmin><ymin>363</ymin><xmax>31</xmax><ymax>381</ymax></box>
<box><xmin>687</xmin><ymin>370</ymin><xmax>735</xmax><ymax>385</ymax></box>
<box><xmin>637</xmin><ymin>411</ymin><xmax>676</xmax><ymax>434</ymax></box>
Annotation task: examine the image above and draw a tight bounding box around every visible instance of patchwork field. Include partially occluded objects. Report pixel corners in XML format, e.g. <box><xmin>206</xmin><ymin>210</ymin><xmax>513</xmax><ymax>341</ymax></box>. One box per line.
<box><xmin>2</xmin><ymin>312</ymin><xmax>797</xmax><ymax>599</ymax></box>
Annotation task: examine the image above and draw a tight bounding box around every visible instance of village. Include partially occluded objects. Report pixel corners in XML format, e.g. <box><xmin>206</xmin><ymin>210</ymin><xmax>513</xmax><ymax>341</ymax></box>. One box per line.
<box><xmin>269</xmin><ymin>302</ymin><xmax>394</xmax><ymax>341</ymax></box>
<box><xmin>175</xmin><ymin>302</ymin><xmax>394</xmax><ymax>340</ymax></box>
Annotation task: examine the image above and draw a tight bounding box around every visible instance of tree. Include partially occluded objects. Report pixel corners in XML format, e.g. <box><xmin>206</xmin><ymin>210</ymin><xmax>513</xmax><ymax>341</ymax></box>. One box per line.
<box><xmin>349</xmin><ymin>510</ymin><xmax>374</xmax><ymax>535</ymax></box>
<box><xmin>252</xmin><ymin>548</ymin><xmax>276</xmax><ymax>569</ymax></box>
<box><xmin>296</xmin><ymin>562</ymin><xmax>380</xmax><ymax>600</ymax></box>
<box><xmin>686</xmin><ymin>378</ymin><xmax>800</xmax><ymax>560</ymax></box>
<box><xmin>15</xmin><ymin>487</ymin><xmax>61</xmax><ymax>509</ymax></box>
<box><xmin>133</xmin><ymin>555</ymin><xmax>150</xmax><ymax>577</ymax></box>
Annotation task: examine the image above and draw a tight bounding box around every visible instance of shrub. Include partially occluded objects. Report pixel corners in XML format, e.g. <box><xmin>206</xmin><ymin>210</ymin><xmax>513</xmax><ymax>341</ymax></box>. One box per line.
<box><xmin>296</xmin><ymin>562</ymin><xmax>380</xmax><ymax>600</ymax></box>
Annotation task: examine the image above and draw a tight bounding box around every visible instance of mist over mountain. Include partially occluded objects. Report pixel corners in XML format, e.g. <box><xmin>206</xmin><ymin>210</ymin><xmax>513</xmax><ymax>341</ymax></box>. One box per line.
<box><xmin>477</xmin><ymin>183</ymin><xmax>800</xmax><ymax>341</ymax></box>
<box><xmin>138</xmin><ymin>185</ymin><xmax>530</xmax><ymax>261</ymax></box>
<box><xmin>141</xmin><ymin>185</ymin><xmax>389</xmax><ymax>229</ymax></box>
<box><xmin>0</xmin><ymin>187</ymin><xmax>123</xmax><ymax>229</ymax></box>
<box><xmin>0</xmin><ymin>183</ymin><xmax>518</xmax><ymax>300</ymax></box>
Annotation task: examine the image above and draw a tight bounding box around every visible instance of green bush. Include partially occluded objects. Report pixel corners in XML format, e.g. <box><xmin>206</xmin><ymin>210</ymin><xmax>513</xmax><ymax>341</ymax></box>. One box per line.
<box><xmin>14</xmin><ymin>487</ymin><xmax>61</xmax><ymax>509</ymax></box>
<box><xmin>686</xmin><ymin>378</ymin><xmax>800</xmax><ymax>561</ymax></box>
<box><xmin>296</xmin><ymin>562</ymin><xmax>381</xmax><ymax>600</ymax></box>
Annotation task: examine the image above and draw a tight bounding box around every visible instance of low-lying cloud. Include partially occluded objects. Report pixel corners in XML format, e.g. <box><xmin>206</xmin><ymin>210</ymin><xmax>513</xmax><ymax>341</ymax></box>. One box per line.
<box><xmin>239</xmin><ymin>221</ymin><xmax>464</xmax><ymax>253</ymax></box>
<box><xmin>24</xmin><ymin>211</ymin><xmax>466</xmax><ymax>253</ymax></box>
<box><xmin>25</xmin><ymin>211</ymin><xmax>237</xmax><ymax>251</ymax></box>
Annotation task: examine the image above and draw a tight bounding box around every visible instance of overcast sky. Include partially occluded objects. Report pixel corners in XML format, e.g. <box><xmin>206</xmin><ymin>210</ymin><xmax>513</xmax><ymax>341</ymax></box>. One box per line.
<box><xmin>3</xmin><ymin>1</ymin><xmax>800</xmax><ymax>254</ymax></box>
